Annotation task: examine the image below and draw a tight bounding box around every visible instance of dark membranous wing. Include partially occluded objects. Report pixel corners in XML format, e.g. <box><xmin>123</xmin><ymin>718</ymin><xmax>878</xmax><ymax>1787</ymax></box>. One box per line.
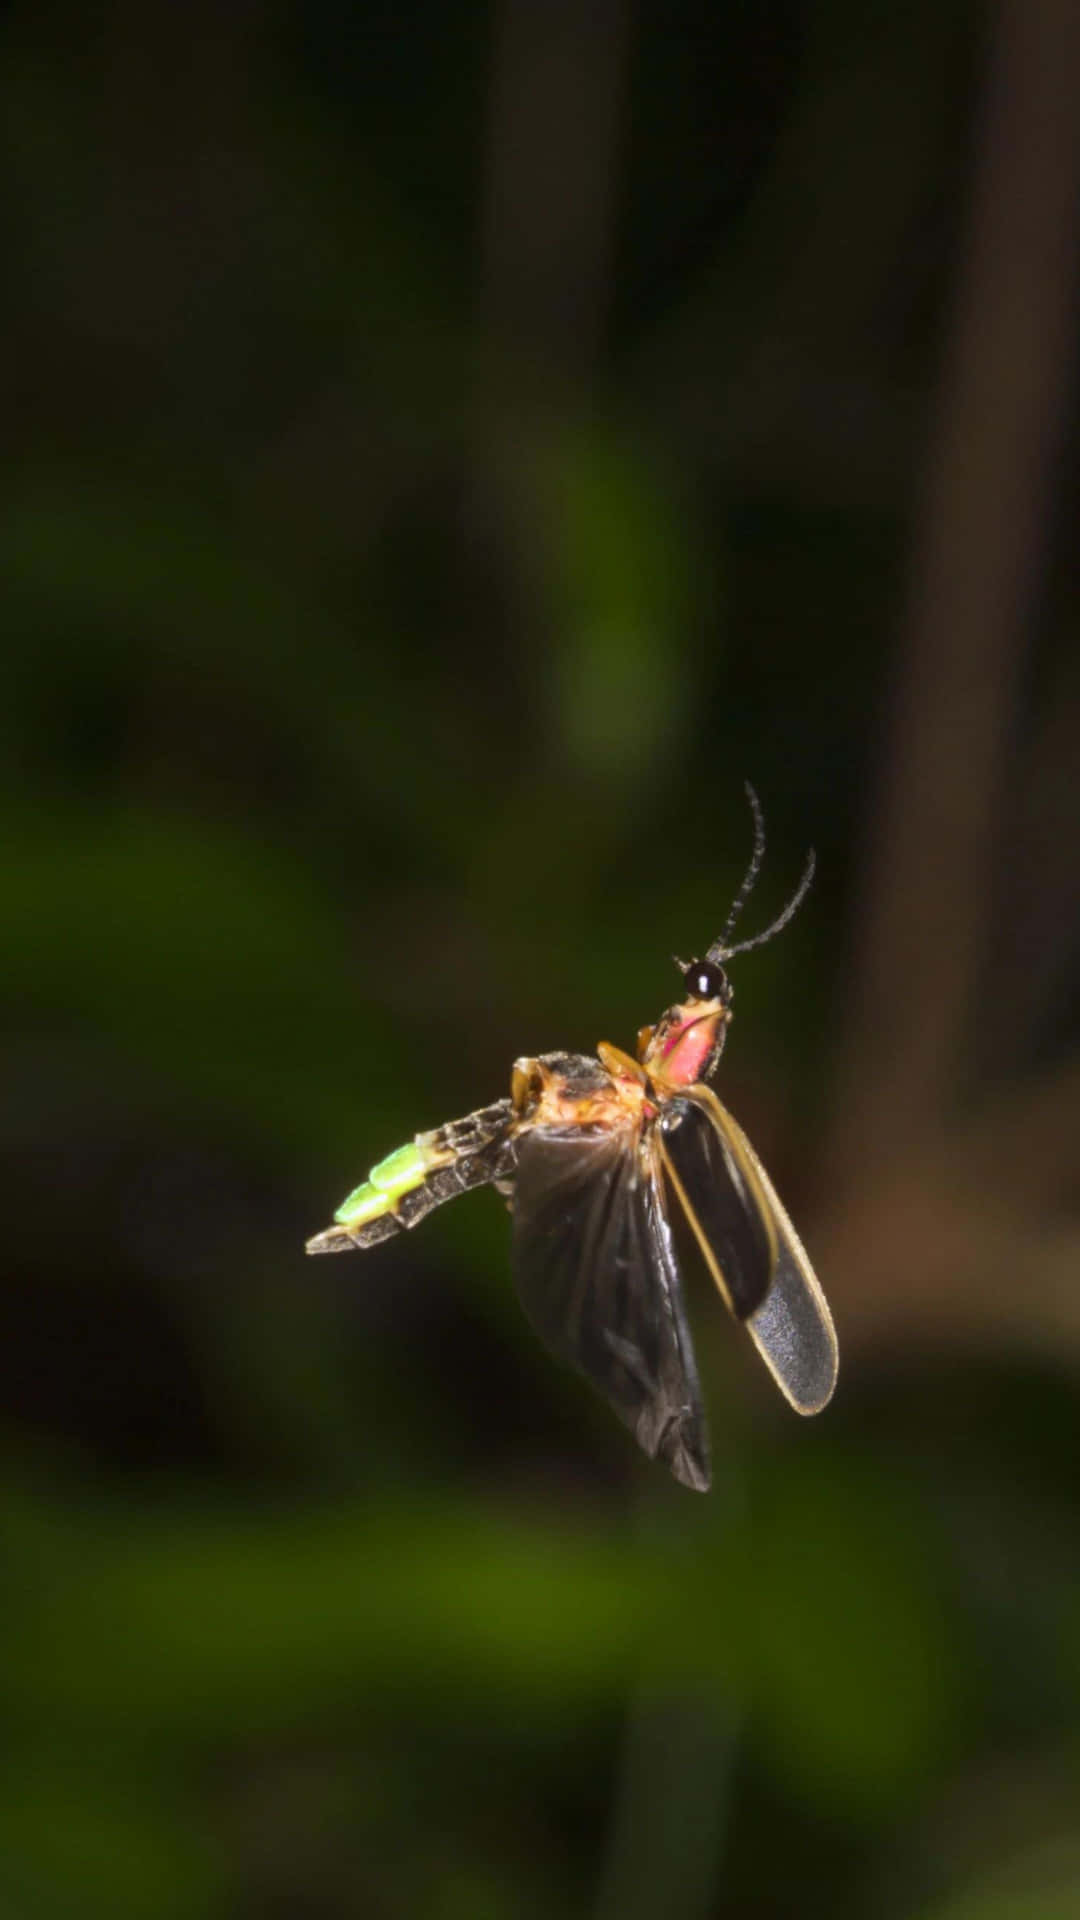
<box><xmin>512</xmin><ymin>1125</ymin><xmax>710</xmax><ymax>1491</ymax></box>
<box><xmin>662</xmin><ymin>1086</ymin><xmax>837</xmax><ymax>1414</ymax></box>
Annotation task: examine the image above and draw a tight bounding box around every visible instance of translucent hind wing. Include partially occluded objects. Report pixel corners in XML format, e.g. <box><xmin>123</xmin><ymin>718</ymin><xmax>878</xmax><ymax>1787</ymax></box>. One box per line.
<box><xmin>512</xmin><ymin>1125</ymin><xmax>710</xmax><ymax>1491</ymax></box>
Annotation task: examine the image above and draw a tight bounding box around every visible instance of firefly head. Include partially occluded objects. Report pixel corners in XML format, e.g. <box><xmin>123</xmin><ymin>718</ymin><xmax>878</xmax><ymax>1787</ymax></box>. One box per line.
<box><xmin>678</xmin><ymin>956</ymin><xmax>733</xmax><ymax>1008</ymax></box>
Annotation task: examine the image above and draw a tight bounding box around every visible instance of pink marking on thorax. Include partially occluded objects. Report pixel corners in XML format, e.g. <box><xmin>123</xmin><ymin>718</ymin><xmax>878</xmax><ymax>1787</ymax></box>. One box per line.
<box><xmin>660</xmin><ymin>1013</ymin><xmax>721</xmax><ymax>1087</ymax></box>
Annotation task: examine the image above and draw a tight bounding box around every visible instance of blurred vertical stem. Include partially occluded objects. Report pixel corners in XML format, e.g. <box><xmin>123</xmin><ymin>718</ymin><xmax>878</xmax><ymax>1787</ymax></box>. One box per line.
<box><xmin>828</xmin><ymin>0</ymin><xmax>1080</xmax><ymax>1178</ymax></box>
<box><xmin>592</xmin><ymin>1477</ymin><xmax>743</xmax><ymax>1920</ymax></box>
<box><xmin>593</xmin><ymin>1686</ymin><xmax>737</xmax><ymax>1920</ymax></box>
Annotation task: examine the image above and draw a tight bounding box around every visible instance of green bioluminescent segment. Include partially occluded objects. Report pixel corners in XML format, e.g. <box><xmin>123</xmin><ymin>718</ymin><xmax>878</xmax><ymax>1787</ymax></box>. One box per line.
<box><xmin>332</xmin><ymin>1182</ymin><xmax>388</xmax><ymax>1229</ymax></box>
<box><xmin>370</xmin><ymin>1143</ymin><xmax>428</xmax><ymax>1191</ymax></box>
<box><xmin>333</xmin><ymin>1140</ymin><xmax>433</xmax><ymax>1227</ymax></box>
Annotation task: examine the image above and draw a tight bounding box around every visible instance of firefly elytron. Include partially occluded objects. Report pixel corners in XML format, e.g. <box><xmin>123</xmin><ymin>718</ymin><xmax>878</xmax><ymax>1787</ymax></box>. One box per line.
<box><xmin>307</xmin><ymin>785</ymin><xmax>837</xmax><ymax>1489</ymax></box>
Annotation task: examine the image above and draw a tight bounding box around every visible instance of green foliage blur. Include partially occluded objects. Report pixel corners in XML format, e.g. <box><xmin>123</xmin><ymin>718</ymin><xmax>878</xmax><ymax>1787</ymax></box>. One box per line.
<box><xmin>2</xmin><ymin>3</ymin><xmax>1078</xmax><ymax>1916</ymax></box>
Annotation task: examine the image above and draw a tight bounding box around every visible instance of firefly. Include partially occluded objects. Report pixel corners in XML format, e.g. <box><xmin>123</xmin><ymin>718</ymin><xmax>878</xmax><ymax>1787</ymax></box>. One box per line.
<box><xmin>307</xmin><ymin>784</ymin><xmax>837</xmax><ymax>1489</ymax></box>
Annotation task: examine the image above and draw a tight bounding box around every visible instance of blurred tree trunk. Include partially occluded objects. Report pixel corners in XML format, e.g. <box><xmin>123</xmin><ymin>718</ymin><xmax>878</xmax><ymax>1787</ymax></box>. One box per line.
<box><xmin>830</xmin><ymin>0</ymin><xmax>1080</xmax><ymax>1168</ymax></box>
<box><xmin>823</xmin><ymin>0</ymin><xmax>1080</xmax><ymax>1350</ymax></box>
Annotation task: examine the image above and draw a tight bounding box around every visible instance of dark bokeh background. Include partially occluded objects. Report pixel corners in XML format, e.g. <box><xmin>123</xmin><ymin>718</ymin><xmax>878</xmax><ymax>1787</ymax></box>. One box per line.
<box><xmin>3</xmin><ymin>2</ymin><xmax>1079</xmax><ymax>1915</ymax></box>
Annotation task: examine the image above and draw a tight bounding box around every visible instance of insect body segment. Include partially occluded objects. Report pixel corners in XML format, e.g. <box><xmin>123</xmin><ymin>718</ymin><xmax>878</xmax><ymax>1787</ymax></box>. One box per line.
<box><xmin>306</xmin><ymin>785</ymin><xmax>837</xmax><ymax>1487</ymax></box>
<box><xmin>335</xmin><ymin>1142</ymin><xmax>434</xmax><ymax>1227</ymax></box>
<box><xmin>307</xmin><ymin>1098</ymin><xmax>514</xmax><ymax>1256</ymax></box>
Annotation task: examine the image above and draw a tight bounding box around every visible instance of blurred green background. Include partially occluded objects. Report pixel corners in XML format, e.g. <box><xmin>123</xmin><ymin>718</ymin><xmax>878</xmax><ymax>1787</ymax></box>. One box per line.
<box><xmin>3</xmin><ymin>1</ymin><xmax>1079</xmax><ymax>1915</ymax></box>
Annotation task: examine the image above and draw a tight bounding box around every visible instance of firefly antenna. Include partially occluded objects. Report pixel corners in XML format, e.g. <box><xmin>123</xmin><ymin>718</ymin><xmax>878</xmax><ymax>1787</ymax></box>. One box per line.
<box><xmin>708</xmin><ymin>783</ymin><xmax>816</xmax><ymax>962</ymax></box>
<box><xmin>713</xmin><ymin>780</ymin><xmax>766</xmax><ymax>951</ymax></box>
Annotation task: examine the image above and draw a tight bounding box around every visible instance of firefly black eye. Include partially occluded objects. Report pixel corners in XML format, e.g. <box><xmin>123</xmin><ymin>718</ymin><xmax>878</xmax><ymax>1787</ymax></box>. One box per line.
<box><xmin>684</xmin><ymin>959</ymin><xmax>730</xmax><ymax>1003</ymax></box>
